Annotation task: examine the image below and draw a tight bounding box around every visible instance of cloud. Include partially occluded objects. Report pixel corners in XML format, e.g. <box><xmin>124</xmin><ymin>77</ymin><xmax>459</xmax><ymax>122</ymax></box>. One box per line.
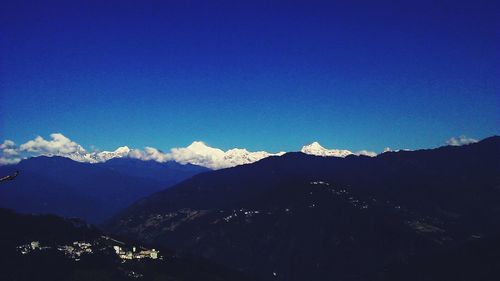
<box><xmin>355</xmin><ymin>150</ymin><xmax>377</xmax><ymax>157</ymax></box>
<box><xmin>1</xmin><ymin>134</ymin><xmax>175</xmax><ymax>166</ymax></box>
<box><xmin>169</xmin><ymin>141</ymin><xmax>226</xmax><ymax>168</ymax></box>
<box><xmin>20</xmin><ymin>133</ymin><xmax>88</xmax><ymax>156</ymax></box>
<box><xmin>129</xmin><ymin>147</ymin><xmax>171</xmax><ymax>162</ymax></box>
<box><xmin>1</xmin><ymin>133</ymin><xmax>379</xmax><ymax>169</ymax></box>
<box><xmin>2</xmin><ymin>148</ymin><xmax>19</xmax><ymax>157</ymax></box>
<box><xmin>125</xmin><ymin>141</ymin><xmax>284</xmax><ymax>169</ymax></box>
<box><xmin>0</xmin><ymin>140</ymin><xmax>21</xmax><ymax>165</ymax></box>
<box><xmin>445</xmin><ymin>135</ymin><xmax>478</xmax><ymax>146</ymax></box>
<box><xmin>167</xmin><ymin>141</ymin><xmax>284</xmax><ymax>169</ymax></box>
<box><xmin>0</xmin><ymin>140</ymin><xmax>16</xmax><ymax>149</ymax></box>
<box><xmin>0</xmin><ymin>157</ymin><xmax>21</xmax><ymax>165</ymax></box>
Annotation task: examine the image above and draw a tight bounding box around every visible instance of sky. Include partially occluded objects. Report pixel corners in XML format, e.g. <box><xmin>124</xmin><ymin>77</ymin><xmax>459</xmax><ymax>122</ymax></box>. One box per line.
<box><xmin>1</xmin><ymin>0</ymin><xmax>498</xmax><ymax>153</ymax></box>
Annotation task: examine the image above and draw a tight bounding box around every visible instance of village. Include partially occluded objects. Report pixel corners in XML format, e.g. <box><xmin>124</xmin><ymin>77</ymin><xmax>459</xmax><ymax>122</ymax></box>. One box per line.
<box><xmin>16</xmin><ymin>236</ymin><xmax>160</xmax><ymax>262</ymax></box>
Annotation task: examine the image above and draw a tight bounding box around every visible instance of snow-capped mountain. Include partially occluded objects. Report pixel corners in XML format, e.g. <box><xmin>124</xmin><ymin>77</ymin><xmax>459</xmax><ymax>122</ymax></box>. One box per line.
<box><xmin>224</xmin><ymin>148</ymin><xmax>286</xmax><ymax>168</ymax></box>
<box><xmin>51</xmin><ymin>146</ymin><xmax>131</xmax><ymax>164</ymax></box>
<box><xmin>2</xmin><ymin>133</ymin><xmax>379</xmax><ymax>169</ymax></box>
<box><xmin>301</xmin><ymin>142</ymin><xmax>378</xmax><ymax>158</ymax></box>
<box><xmin>92</xmin><ymin>146</ymin><xmax>131</xmax><ymax>162</ymax></box>
<box><xmin>301</xmin><ymin>142</ymin><xmax>353</xmax><ymax>157</ymax></box>
<box><xmin>170</xmin><ymin>141</ymin><xmax>285</xmax><ymax>169</ymax></box>
<box><xmin>4</xmin><ymin>135</ymin><xmax>285</xmax><ymax>169</ymax></box>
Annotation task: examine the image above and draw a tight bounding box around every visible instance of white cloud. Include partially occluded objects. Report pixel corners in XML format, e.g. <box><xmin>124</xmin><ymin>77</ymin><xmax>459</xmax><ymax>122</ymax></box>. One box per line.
<box><xmin>167</xmin><ymin>141</ymin><xmax>284</xmax><ymax>169</ymax></box>
<box><xmin>445</xmin><ymin>135</ymin><xmax>478</xmax><ymax>146</ymax></box>
<box><xmin>169</xmin><ymin>141</ymin><xmax>225</xmax><ymax>168</ymax></box>
<box><xmin>0</xmin><ymin>140</ymin><xmax>16</xmax><ymax>149</ymax></box>
<box><xmin>355</xmin><ymin>150</ymin><xmax>377</xmax><ymax>157</ymax></box>
<box><xmin>0</xmin><ymin>157</ymin><xmax>21</xmax><ymax>165</ymax></box>
<box><xmin>126</xmin><ymin>141</ymin><xmax>284</xmax><ymax>169</ymax></box>
<box><xmin>129</xmin><ymin>147</ymin><xmax>171</xmax><ymax>162</ymax></box>
<box><xmin>2</xmin><ymin>134</ymin><xmax>170</xmax><ymax>166</ymax></box>
<box><xmin>12</xmin><ymin>134</ymin><xmax>130</xmax><ymax>163</ymax></box>
<box><xmin>20</xmin><ymin>133</ymin><xmax>88</xmax><ymax>156</ymax></box>
<box><xmin>0</xmin><ymin>140</ymin><xmax>21</xmax><ymax>165</ymax></box>
<box><xmin>1</xmin><ymin>133</ymin><xmax>383</xmax><ymax>169</ymax></box>
<box><xmin>2</xmin><ymin>148</ymin><xmax>19</xmax><ymax>157</ymax></box>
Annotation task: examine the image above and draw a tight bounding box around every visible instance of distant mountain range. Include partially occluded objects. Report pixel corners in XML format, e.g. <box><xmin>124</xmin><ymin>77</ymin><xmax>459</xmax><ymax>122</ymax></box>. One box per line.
<box><xmin>300</xmin><ymin>141</ymin><xmax>353</xmax><ymax>157</ymax></box>
<box><xmin>106</xmin><ymin>136</ymin><xmax>500</xmax><ymax>281</ymax></box>
<box><xmin>300</xmin><ymin>141</ymin><xmax>378</xmax><ymax>157</ymax></box>
<box><xmin>0</xmin><ymin>133</ymin><xmax>287</xmax><ymax>169</ymax></box>
<box><xmin>2</xmin><ymin>132</ymin><xmax>386</xmax><ymax>169</ymax></box>
<box><xmin>1</xmin><ymin>136</ymin><xmax>498</xmax><ymax>280</ymax></box>
<box><xmin>0</xmin><ymin>156</ymin><xmax>208</xmax><ymax>223</ymax></box>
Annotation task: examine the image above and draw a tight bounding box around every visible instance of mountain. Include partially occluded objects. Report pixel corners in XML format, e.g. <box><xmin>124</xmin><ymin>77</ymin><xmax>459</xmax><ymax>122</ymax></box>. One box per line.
<box><xmin>168</xmin><ymin>141</ymin><xmax>285</xmax><ymax>169</ymax></box>
<box><xmin>0</xmin><ymin>208</ymin><xmax>256</xmax><ymax>281</ymax></box>
<box><xmin>382</xmin><ymin>233</ymin><xmax>500</xmax><ymax>281</ymax></box>
<box><xmin>0</xmin><ymin>156</ymin><xmax>208</xmax><ymax>223</ymax></box>
<box><xmin>301</xmin><ymin>141</ymin><xmax>377</xmax><ymax>157</ymax></box>
<box><xmin>68</xmin><ymin>146</ymin><xmax>133</xmax><ymax>163</ymax></box>
<box><xmin>15</xmin><ymin>134</ymin><xmax>133</xmax><ymax>164</ymax></box>
<box><xmin>106</xmin><ymin>136</ymin><xmax>500</xmax><ymax>281</ymax></box>
<box><xmin>301</xmin><ymin>141</ymin><xmax>352</xmax><ymax>157</ymax></box>
<box><xmin>97</xmin><ymin>157</ymin><xmax>209</xmax><ymax>187</ymax></box>
<box><xmin>91</xmin><ymin>146</ymin><xmax>132</xmax><ymax>162</ymax></box>
<box><xmin>1</xmin><ymin>133</ymin><xmax>286</xmax><ymax>169</ymax></box>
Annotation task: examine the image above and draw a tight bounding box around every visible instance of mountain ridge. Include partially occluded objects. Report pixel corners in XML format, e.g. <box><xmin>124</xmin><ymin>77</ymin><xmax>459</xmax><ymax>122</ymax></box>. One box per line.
<box><xmin>0</xmin><ymin>208</ymin><xmax>257</xmax><ymax>281</ymax></box>
<box><xmin>106</xmin><ymin>136</ymin><xmax>500</xmax><ymax>281</ymax></box>
<box><xmin>0</xmin><ymin>156</ymin><xmax>209</xmax><ymax>223</ymax></box>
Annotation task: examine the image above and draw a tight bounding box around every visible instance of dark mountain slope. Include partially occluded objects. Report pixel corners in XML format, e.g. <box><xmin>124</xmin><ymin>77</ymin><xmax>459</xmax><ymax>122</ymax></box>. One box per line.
<box><xmin>0</xmin><ymin>156</ymin><xmax>208</xmax><ymax>223</ymax></box>
<box><xmin>96</xmin><ymin>157</ymin><xmax>209</xmax><ymax>186</ymax></box>
<box><xmin>107</xmin><ymin>136</ymin><xmax>500</xmax><ymax>281</ymax></box>
<box><xmin>0</xmin><ymin>208</ymin><xmax>256</xmax><ymax>281</ymax></box>
<box><xmin>388</xmin><ymin>235</ymin><xmax>500</xmax><ymax>281</ymax></box>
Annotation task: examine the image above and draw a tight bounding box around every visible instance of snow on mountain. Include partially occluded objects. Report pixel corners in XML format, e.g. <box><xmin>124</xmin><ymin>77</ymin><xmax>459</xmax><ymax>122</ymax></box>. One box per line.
<box><xmin>301</xmin><ymin>142</ymin><xmax>353</xmax><ymax>157</ymax></box>
<box><xmin>301</xmin><ymin>142</ymin><xmax>377</xmax><ymax>158</ymax></box>
<box><xmin>356</xmin><ymin>150</ymin><xmax>378</xmax><ymax>157</ymax></box>
<box><xmin>92</xmin><ymin>146</ymin><xmax>131</xmax><ymax>162</ymax></box>
<box><xmin>224</xmin><ymin>148</ymin><xmax>285</xmax><ymax>168</ymax></box>
<box><xmin>38</xmin><ymin>146</ymin><xmax>132</xmax><ymax>164</ymax></box>
<box><xmin>2</xmin><ymin>134</ymin><xmax>385</xmax><ymax>169</ymax></box>
<box><xmin>169</xmin><ymin>141</ymin><xmax>285</xmax><ymax>169</ymax></box>
<box><xmin>0</xmin><ymin>135</ymin><xmax>284</xmax><ymax>169</ymax></box>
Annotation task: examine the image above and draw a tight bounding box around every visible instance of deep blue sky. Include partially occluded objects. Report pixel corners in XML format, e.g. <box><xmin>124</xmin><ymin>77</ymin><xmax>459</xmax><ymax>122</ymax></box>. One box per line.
<box><xmin>1</xmin><ymin>0</ymin><xmax>498</xmax><ymax>152</ymax></box>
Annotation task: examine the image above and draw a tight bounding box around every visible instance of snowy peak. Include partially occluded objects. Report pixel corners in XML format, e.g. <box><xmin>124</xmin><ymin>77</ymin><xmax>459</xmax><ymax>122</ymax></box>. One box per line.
<box><xmin>171</xmin><ymin>142</ymin><xmax>284</xmax><ymax>169</ymax></box>
<box><xmin>301</xmin><ymin>142</ymin><xmax>353</xmax><ymax>158</ymax></box>
<box><xmin>2</xmin><ymin>133</ymin><xmax>379</xmax><ymax>169</ymax></box>
<box><xmin>50</xmin><ymin>146</ymin><xmax>132</xmax><ymax>163</ymax></box>
<box><xmin>223</xmin><ymin>148</ymin><xmax>285</xmax><ymax>168</ymax></box>
<box><xmin>114</xmin><ymin>146</ymin><xmax>131</xmax><ymax>154</ymax></box>
<box><xmin>92</xmin><ymin>146</ymin><xmax>131</xmax><ymax>162</ymax></box>
<box><xmin>307</xmin><ymin>141</ymin><xmax>323</xmax><ymax>149</ymax></box>
<box><xmin>185</xmin><ymin>141</ymin><xmax>225</xmax><ymax>156</ymax></box>
<box><xmin>301</xmin><ymin>141</ymin><xmax>324</xmax><ymax>152</ymax></box>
